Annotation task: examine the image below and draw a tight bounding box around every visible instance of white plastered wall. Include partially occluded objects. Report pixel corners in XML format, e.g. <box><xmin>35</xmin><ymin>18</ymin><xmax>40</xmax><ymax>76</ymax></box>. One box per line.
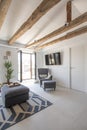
<box><xmin>0</xmin><ymin>46</ymin><xmax>18</xmax><ymax>84</ymax></box>
<box><xmin>36</xmin><ymin>33</ymin><xmax>87</xmax><ymax>92</ymax></box>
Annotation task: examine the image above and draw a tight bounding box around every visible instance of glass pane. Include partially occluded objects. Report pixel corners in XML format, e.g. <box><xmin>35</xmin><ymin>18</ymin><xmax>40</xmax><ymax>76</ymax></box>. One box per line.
<box><xmin>32</xmin><ymin>54</ymin><xmax>35</xmax><ymax>79</ymax></box>
<box><xmin>22</xmin><ymin>53</ymin><xmax>31</xmax><ymax>79</ymax></box>
<box><xmin>18</xmin><ymin>52</ymin><xmax>21</xmax><ymax>81</ymax></box>
<box><xmin>18</xmin><ymin>52</ymin><xmax>36</xmax><ymax>81</ymax></box>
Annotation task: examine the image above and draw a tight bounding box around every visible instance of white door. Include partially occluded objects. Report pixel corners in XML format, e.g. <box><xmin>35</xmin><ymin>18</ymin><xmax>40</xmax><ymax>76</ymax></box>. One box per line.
<box><xmin>70</xmin><ymin>46</ymin><xmax>84</xmax><ymax>91</ymax></box>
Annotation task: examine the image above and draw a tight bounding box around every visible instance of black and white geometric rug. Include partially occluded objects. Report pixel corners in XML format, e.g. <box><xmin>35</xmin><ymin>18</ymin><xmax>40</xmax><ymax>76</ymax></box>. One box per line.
<box><xmin>0</xmin><ymin>91</ymin><xmax>52</xmax><ymax>130</ymax></box>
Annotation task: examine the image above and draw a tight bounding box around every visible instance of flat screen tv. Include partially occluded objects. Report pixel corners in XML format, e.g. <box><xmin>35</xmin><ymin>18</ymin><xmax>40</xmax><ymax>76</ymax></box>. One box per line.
<box><xmin>54</xmin><ymin>52</ymin><xmax>61</xmax><ymax>65</ymax></box>
<box><xmin>45</xmin><ymin>55</ymin><xmax>49</xmax><ymax>65</ymax></box>
<box><xmin>45</xmin><ymin>52</ymin><xmax>61</xmax><ymax>65</ymax></box>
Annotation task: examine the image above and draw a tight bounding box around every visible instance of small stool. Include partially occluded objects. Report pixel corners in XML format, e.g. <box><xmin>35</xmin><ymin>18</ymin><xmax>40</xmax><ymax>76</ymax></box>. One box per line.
<box><xmin>1</xmin><ymin>84</ymin><xmax>29</xmax><ymax>107</ymax></box>
<box><xmin>43</xmin><ymin>80</ymin><xmax>56</xmax><ymax>90</ymax></box>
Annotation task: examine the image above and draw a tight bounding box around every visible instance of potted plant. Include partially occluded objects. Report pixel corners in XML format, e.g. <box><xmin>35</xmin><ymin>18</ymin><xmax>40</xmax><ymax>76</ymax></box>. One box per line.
<box><xmin>4</xmin><ymin>61</ymin><xmax>14</xmax><ymax>84</ymax></box>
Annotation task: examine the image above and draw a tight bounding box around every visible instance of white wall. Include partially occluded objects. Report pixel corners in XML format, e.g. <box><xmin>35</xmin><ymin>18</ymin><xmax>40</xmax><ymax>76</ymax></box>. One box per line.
<box><xmin>0</xmin><ymin>46</ymin><xmax>18</xmax><ymax>83</ymax></box>
<box><xmin>36</xmin><ymin>34</ymin><xmax>87</xmax><ymax>92</ymax></box>
<box><xmin>84</xmin><ymin>45</ymin><xmax>87</xmax><ymax>92</ymax></box>
<box><xmin>36</xmin><ymin>51</ymin><xmax>44</xmax><ymax>79</ymax></box>
<box><xmin>41</xmin><ymin>47</ymin><xmax>70</xmax><ymax>88</ymax></box>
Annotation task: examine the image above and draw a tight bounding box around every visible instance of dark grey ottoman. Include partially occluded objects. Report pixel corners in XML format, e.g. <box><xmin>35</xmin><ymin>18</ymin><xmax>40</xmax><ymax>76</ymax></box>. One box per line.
<box><xmin>1</xmin><ymin>84</ymin><xmax>29</xmax><ymax>107</ymax></box>
<box><xmin>43</xmin><ymin>80</ymin><xmax>56</xmax><ymax>90</ymax></box>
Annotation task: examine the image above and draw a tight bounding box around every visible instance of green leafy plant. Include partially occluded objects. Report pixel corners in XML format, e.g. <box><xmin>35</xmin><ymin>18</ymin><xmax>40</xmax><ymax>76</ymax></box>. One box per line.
<box><xmin>4</xmin><ymin>61</ymin><xmax>14</xmax><ymax>84</ymax></box>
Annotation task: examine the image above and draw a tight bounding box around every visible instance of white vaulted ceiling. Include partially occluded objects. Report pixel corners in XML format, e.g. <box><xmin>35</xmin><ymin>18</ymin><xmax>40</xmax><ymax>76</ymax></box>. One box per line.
<box><xmin>0</xmin><ymin>0</ymin><xmax>87</xmax><ymax>49</ymax></box>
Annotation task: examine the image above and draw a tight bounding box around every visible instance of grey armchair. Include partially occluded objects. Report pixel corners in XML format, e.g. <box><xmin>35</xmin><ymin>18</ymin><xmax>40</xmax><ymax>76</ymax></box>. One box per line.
<box><xmin>38</xmin><ymin>68</ymin><xmax>52</xmax><ymax>86</ymax></box>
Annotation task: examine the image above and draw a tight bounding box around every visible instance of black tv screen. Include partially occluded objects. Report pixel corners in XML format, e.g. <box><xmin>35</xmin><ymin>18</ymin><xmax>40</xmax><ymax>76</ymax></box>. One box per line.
<box><xmin>45</xmin><ymin>55</ymin><xmax>49</xmax><ymax>65</ymax></box>
<box><xmin>45</xmin><ymin>52</ymin><xmax>61</xmax><ymax>65</ymax></box>
<box><xmin>54</xmin><ymin>52</ymin><xmax>61</xmax><ymax>65</ymax></box>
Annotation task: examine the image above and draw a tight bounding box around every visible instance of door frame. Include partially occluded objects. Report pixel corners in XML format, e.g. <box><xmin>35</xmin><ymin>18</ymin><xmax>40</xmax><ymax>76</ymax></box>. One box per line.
<box><xmin>18</xmin><ymin>51</ymin><xmax>36</xmax><ymax>82</ymax></box>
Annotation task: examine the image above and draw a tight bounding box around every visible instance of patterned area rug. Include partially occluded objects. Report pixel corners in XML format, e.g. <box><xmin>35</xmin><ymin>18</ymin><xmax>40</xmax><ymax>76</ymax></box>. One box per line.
<box><xmin>0</xmin><ymin>91</ymin><xmax>52</xmax><ymax>130</ymax></box>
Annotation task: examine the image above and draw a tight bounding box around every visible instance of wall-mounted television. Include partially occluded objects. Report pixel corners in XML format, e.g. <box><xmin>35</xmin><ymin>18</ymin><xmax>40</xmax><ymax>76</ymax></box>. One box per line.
<box><xmin>45</xmin><ymin>52</ymin><xmax>61</xmax><ymax>65</ymax></box>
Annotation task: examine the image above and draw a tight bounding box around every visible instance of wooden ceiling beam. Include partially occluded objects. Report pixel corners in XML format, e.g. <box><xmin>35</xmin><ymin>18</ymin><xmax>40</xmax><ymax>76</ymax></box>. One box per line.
<box><xmin>66</xmin><ymin>0</ymin><xmax>72</xmax><ymax>23</ymax></box>
<box><xmin>26</xmin><ymin>12</ymin><xmax>87</xmax><ymax>48</ymax></box>
<box><xmin>8</xmin><ymin>0</ymin><xmax>61</xmax><ymax>45</ymax></box>
<box><xmin>0</xmin><ymin>0</ymin><xmax>11</xmax><ymax>29</ymax></box>
<box><xmin>37</xmin><ymin>25</ymin><xmax>87</xmax><ymax>49</ymax></box>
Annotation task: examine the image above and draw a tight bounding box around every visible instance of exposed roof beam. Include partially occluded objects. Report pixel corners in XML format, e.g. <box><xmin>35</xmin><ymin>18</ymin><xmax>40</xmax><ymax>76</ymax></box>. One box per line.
<box><xmin>8</xmin><ymin>0</ymin><xmax>61</xmax><ymax>45</ymax></box>
<box><xmin>66</xmin><ymin>0</ymin><xmax>72</xmax><ymax>23</ymax></box>
<box><xmin>37</xmin><ymin>25</ymin><xmax>87</xmax><ymax>49</ymax></box>
<box><xmin>26</xmin><ymin>12</ymin><xmax>87</xmax><ymax>48</ymax></box>
<box><xmin>0</xmin><ymin>0</ymin><xmax>11</xmax><ymax>29</ymax></box>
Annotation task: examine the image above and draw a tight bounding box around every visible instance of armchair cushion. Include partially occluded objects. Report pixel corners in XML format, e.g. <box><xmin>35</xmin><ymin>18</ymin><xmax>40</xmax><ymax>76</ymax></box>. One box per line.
<box><xmin>45</xmin><ymin>74</ymin><xmax>52</xmax><ymax>79</ymax></box>
<box><xmin>39</xmin><ymin>74</ymin><xmax>48</xmax><ymax>79</ymax></box>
